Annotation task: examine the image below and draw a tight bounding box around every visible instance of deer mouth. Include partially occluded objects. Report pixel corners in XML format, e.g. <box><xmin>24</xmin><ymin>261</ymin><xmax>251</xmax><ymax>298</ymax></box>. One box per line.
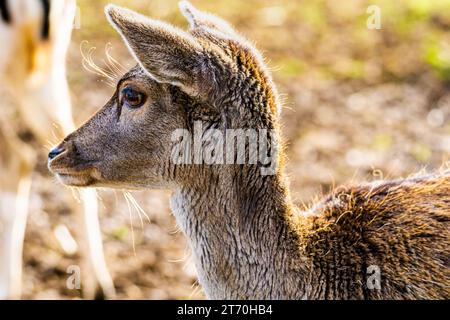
<box><xmin>49</xmin><ymin>165</ymin><xmax>100</xmax><ymax>187</ymax></box>
<box><xmin>55</xmin><ymin>172</ymin><xmax>96</xmax><ymax>187</ymax></box>
<box><xmin>48</xmin><ymin>157</ymin><xmax>101</xmax><ymax>187</ymax></box>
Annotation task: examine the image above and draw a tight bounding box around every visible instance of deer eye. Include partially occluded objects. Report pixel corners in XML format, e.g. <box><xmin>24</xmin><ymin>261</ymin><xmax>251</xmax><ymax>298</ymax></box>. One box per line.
<box><xmin>121</xmin><ymin>86</ymin><xmax>146</xmax><ymax>109</ymax></box>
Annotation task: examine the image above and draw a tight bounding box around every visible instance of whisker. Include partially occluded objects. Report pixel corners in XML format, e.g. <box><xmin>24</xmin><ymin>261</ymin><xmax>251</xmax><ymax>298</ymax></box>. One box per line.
<box><xmin>125</xmin><ymin>192</ymin><xmax>151</xmax><ymax>224</ymax></box>
<box><xmin>189</xmin><ymin>281</ymin><xmax>202</xmax><ymax>299</ymax></box>
<box><xmin>124</xmin><ymin>192</ymin><xmax>144</xmax><ymax>229</ymax></box>
<box><xmin>123</xmin><ymin>191</ymin><xmax>137</xmax><ymax>256</ymax></box>
<box><xmin>101</xmin><ymin>58</ymin><xmax>120</xmax><ymax>81</ymax></box>
<box><xmin>96</xmin><ymin>191</ymin><xmax>107</xmax><ymax>210</ymax></box>
<box><xmin>69</xmin><ymin>187</ymin><xmax>81</xmax><ymax>203</ymax></box>
<box><xmin>168</xmin><ymin>223</ymin><xmax>182</xmax><ymax>235</ymax></box>
<box><xmin>113</xmin><ymin>190</ymin><xmax>119</xmax><ymax>207</ymax></box>
<box><xmin>44</xmin><ymin>140</ymin><xmax>56</xmax><ymax>150</ymax></box>
<box><xmin>105</xmin><ymin>43</ymin><xmax>126</xmax><ymax>76</ymax></box>
<box><xmin>80</xmin><ymin>41</ymin><xmax>117</xmax><ymax>87</ymax></box>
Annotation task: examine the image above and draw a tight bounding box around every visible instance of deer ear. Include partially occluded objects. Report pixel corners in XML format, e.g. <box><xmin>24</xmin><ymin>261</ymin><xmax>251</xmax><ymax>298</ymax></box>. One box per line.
<box><xmin>105</xmin><ymin>4</ymin><xmax>205</xmax><ymax>92</ymax></box>
<box><xmin>179</xmin><ymin>1</ymin><xmax>236</xmax><ymax>35</ymax></box>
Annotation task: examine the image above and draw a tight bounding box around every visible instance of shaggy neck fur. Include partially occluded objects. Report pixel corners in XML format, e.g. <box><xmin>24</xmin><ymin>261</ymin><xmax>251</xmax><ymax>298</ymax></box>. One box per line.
<box><xmin>170</xmin><ymin>166</ymin><xmax>310</xmax><ymax>299</ymax></box>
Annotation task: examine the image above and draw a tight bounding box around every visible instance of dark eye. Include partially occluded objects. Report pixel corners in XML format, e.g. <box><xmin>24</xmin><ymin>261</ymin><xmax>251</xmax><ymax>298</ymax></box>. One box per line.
<box><xmin>121</xmin><ymin>86</ymin><xmax>146</xmax><ymax>108</ymax></box>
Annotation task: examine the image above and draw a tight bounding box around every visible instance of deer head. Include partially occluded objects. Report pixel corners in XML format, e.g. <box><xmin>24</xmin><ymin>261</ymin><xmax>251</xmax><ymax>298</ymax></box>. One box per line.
<box><xmin>48</xmin><ymin>1</ymin><xmax>281</xmax><ymax>189</ymax></box>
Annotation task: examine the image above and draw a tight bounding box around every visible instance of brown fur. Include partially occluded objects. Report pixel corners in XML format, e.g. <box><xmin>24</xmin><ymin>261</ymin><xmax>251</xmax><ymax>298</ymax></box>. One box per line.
<box><xmin>294</xmin><ymin>173</ymin><xmax>450</xmax><ymax>299</ymax></box>
<box><xmin>48</xmin><ymin>2</ymin><xmax>450</xmax><ymax>299</ymax></box>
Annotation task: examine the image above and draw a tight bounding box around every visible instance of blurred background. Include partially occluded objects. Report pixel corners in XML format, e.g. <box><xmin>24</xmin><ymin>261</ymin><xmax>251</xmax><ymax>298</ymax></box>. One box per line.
<box><xmin>6</xmin><ymin>0</ymin><xmax>450</xmax><ymax>298</ymax></box>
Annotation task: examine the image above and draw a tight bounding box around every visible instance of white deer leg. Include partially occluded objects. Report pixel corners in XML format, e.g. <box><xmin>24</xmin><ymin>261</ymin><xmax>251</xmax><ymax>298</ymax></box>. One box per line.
<box><xmin>0</xmin><ymin>176</ymin><xmax>32</xmax><ymax>299</ymax></box>
<box><xmin>0</xmin><ymin>191</ymin><xmax>17</xmax><ymax>299</ymax></box>
<box><xmin>76</xmin><ymin>188</ymin><xmax>115</xmax><ymax>299</ymax></box>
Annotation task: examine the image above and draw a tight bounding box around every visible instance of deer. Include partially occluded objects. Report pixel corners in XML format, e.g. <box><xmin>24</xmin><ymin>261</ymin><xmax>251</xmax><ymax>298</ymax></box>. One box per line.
<box><xmin>48</xmin><ymin>1</ymin><xmax>450</xmax><ymax>299</ymax></box>
<box><xmin>0</xmin><ymin>0</ymin><xmax>115</xmax><ymax>299</ymax></box>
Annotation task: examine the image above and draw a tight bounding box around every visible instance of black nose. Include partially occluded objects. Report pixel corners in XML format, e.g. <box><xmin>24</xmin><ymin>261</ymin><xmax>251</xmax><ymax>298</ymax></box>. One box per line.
<box><xmin>48</xmin><ymin>147</ymin><xmax>65</xmax><ymax>160</ymax></box>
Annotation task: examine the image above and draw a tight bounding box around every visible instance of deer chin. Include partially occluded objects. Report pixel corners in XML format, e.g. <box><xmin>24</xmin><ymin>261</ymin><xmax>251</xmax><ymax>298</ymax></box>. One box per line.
<box><xmin>49</xmin><ymin>163</ymin><xmax>102</xmax><ymax>187</ymax></box>
<box><xmin>55</xmin><ymin>172</ymin><xmax>96</xmax><ymax>187</ymax></box>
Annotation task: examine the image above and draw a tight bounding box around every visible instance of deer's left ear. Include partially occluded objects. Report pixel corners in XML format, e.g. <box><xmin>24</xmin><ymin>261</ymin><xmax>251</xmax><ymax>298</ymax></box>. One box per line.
<box><xmin>105</xmin><ymin>4</ymin><xmax>206</xmax><ymax>93</ymax></box>
<box><xmin>179</xmin><ymin>1</ymin><xmax>236</xmax><ymax>36</ymax></box>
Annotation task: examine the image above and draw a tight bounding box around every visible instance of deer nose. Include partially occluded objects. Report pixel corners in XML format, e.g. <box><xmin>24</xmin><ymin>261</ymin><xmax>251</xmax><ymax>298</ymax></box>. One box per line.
<box><xmin>48</xmin><ymin>146</ymin><xmax>65</xmax><ymax>160</ymax></box>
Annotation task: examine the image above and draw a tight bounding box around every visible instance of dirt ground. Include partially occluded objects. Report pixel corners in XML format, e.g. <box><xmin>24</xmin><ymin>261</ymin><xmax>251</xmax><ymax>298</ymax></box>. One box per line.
<box><xmin>21</xmin><ymin>0</ymin><xmax>450</xmax><ymax>299</ymax></box>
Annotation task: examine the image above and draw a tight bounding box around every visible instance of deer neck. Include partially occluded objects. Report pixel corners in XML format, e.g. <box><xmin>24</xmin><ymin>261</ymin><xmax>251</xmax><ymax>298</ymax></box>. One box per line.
<box><xmin>170</xmin><ymin>168</ymin><xmax>308</xmax><ymax>299</ymax></box>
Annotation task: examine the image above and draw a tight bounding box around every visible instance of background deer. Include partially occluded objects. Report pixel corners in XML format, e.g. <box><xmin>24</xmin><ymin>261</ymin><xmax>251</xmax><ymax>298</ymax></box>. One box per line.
<box><xmin>0</xmin><ymin>0</ymin><xmax>114</xmax><ymax>299</ymax></box>
<box><xmin>48</xmin><ymin>2</ymin><xmax>449</xmax><ymax>299</ymax></box>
